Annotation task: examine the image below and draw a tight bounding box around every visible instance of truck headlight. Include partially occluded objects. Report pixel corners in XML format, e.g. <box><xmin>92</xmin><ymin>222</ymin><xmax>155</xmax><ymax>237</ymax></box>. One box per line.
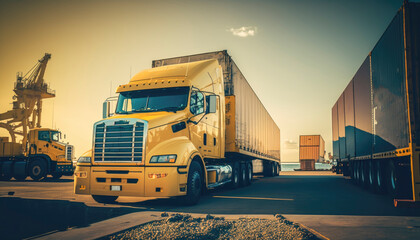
<box><xmin>150</xmin><ymin>155</ymin><xmax>177</xmax><ymax>163</ymax></box>
<box><xmin>77</xmin><ymin>156</ymin><xmax>91</xmax><ymax>163</ymax></box>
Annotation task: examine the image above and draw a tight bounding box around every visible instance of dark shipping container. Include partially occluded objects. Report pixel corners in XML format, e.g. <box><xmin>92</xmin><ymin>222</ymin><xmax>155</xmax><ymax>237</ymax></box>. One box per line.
<box><xmin>331</xmin><ymin>2</ymin><xmax>420</xmax><ymax>203</ymax></box>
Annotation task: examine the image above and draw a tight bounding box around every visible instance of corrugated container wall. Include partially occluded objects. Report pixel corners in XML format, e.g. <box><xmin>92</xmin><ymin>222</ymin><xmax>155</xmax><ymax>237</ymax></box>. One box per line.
<box><xmin>407</xmin><ymin>3</ymin><xmax>420</xmax><ymax>146</ymax></box>
<box><xmin>371</xmin><ymin>8</ymin><xmax>409</xmax><ymax>153</ymax></box>
<box><xmin>332</xmin><ymin>3</ymin><xmax>420</xmax><ymax>161</ymax></box>
<box><xmin>299</xmin><ymin>135</ymin><xmax>325</xmax><ymax>161</ymax></box>
<box><xmin>152</xmin><ymin>50</ymin><xmax>280</xmax><ymax>161</ymax></box>
<box><xmin>353</xmin><ymin>57</ymin><xmax>372</xmax><ymax>158</ymax></box>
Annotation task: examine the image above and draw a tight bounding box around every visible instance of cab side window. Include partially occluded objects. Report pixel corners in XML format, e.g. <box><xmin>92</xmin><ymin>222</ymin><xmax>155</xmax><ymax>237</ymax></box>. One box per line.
<box><xmin>190</xmin><ymin>91</ymin><xmax>204</xmax><ymax>115</ymax></box>
<box><xmin>38</xmin><ymin>131</ymin><xmax>50</xmax><ymax>141</ymax></box>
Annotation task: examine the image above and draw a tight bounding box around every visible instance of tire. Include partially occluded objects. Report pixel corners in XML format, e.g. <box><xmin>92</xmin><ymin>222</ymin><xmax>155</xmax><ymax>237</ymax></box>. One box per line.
<box><xmin>29</xmin><ymin>159</ymin><xmax>47</xmax><ymax>181</ymax></box>
<box><xmin>263</xmin><ymin>161</ymin><xmax>274</xmax><ymax>177</ymax></box>
<box><xmin>367</xmin><ymin>161</ymin><xmax>375</xmax><ymax>190</ymax></box>
<box><xmin>386</xmin><ymin>160</ymin><xmax>400</xmax><ymax>198</ymax></box>
<box><xmin>51</xmin><ymin>173</ymin><xmax>63</xmax><ymax>179</ymax></box>
<box><xmin>359</xmin><ymin>161</ymin><xmax>365</xmax><ymax>186</ymax></box>
<box><xmin>230</xmin><ymin>161</ymin><xmax>240</xmax><ymax>189</ymax></box>
<box><xmin>92</xmin><ymin>195</ymin><xmax>118</xmax><ymax>204</ymax></box>
<box><xmin>183</xmin><ymin>161</ymin><xmax>203</xmax><ymax>205</ymax></box>
<box><xmin>350</xmin><ymin>162</ymin><xmax>356</xmax><ymax>183</ymax></box>
<box><xmin>374</xmin><ymin>160</ymin><xmax>386</xmax><ymax>193</ymax></box>
<box><xmin>239</xmin><ymin>163</ymin><xmax>247</xmax><ymax>187</ymax></box>
<box><xmin>245</xmin><ymin>162</ymin><xmax>252</xmax><ymax>186</ymax></box>
<box><xmin>271</xmin><ymin>162</ymin><xmax>276</xmax><ymax>177</ymax></box>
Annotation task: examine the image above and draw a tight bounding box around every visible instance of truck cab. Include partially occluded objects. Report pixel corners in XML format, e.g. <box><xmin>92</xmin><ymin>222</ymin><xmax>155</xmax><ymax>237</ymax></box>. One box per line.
<box><xmin>75</xmin><ymin>60</ymin><xmax>225</xmax><ymax>204</ymax></box>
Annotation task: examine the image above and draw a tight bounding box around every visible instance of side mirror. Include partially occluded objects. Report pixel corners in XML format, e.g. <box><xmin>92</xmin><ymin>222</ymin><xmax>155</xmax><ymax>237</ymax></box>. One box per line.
<box><xmin>206</xmin><ymin>95</ymin><xmax>217</xmax><ymax>114</ymax></box>
<box><xmin>103</xmin><ymin>101</ymin><xmax>110</xmax><ymax>119</ymax></box>
<box><xmin>103</xmin><ymin>96</ymin><xmax>118</xmax><ymax>119</ymax></box>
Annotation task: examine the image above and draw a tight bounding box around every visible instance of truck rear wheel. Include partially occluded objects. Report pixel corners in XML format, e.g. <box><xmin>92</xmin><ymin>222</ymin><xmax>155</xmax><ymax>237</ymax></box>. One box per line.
<box><xmin>183</xmin><ymin>161</ymin><xmax>202</xmax><ymax>205</ymax></box>
<box><xmin>230</xmin><ymin>162</ymin><xmax>240</xmax><ymax>189</ymax></box>
<box><xmin>92</xmin><ymin>195</ymin><xmax>118</xmax><ymax>204</ymax></box>
<box><xmin>29</xmin><ymin>159</ymin><xmax>47</xmax><ymax>181</ymax></box>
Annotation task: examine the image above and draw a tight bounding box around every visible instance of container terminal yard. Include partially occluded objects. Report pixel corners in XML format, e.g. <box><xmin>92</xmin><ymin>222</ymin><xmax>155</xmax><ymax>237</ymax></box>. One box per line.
<box><xmin>1</xmin><ymin>1</ymin><xmax>420</xmax><ymax>240</ymax></box>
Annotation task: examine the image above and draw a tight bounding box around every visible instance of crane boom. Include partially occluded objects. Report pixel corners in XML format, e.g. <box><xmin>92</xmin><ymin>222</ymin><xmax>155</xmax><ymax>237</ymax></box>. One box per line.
<box><xmin>0</xmin><ymin>53</ymin><xmax>55</xmax><ymax>153</ymax></box>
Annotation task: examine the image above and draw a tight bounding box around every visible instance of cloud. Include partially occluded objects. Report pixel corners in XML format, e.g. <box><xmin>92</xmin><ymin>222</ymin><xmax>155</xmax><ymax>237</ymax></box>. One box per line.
<box><xmin>228</xmin><ymin>26</ymin><xmax>257</xmax><ymax>37</ymax></box>
<box><xmin>284</xmin><ymin>139</ymin><xmax>298</xmax><ymax>149</ymax></box>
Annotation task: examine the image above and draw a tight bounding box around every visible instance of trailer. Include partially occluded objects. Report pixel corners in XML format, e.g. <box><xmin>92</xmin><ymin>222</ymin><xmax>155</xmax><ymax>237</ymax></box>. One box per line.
<box><xmin>332</xmin><ymin>1</ymin><xmax>420</xmax><ymax>205</ymax></box>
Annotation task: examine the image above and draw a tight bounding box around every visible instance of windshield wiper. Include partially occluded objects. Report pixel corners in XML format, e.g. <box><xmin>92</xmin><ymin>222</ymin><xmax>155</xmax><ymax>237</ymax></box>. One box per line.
<box><xmin>156</xmin><ymin>107</ymin><xmax>180</xmax><ymax>113</ymax></box>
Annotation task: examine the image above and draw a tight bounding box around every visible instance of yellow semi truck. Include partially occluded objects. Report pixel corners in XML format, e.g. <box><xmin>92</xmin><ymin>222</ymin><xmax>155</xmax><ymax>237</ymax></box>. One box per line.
<box><xmin>0</xmin><ymin>128</ymin><xmax>74</xmax><ymax>180</ymax></box>
<box><xmin>75</xmin><ymin>50</ymin><xmax>280</xmax><ymax>204</ymax></box>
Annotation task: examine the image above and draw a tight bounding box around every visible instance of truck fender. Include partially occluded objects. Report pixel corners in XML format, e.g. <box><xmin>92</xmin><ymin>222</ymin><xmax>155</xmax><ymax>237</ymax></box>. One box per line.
<box><xmin>146</xmin><ymin>136</ymin><xmax>207</xmax><ymax>186</ymax></box>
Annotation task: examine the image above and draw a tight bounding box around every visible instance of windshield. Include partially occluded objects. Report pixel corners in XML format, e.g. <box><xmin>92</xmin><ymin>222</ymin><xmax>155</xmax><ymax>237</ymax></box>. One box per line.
<box><xmin>116</xmin><ymin>87</ymin><xmax>190</xmax><ymax>114</ymax></box>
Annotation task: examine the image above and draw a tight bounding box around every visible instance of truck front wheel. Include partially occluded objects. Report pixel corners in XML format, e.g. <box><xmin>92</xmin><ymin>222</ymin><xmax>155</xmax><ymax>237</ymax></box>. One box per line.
<box><xmin>183</xmin><ymin>161</ymin><xmax>202</xmax><ymax>205</ymax></box>
<box><xmin>92</xmin><ymin>195</ymin><xmax>118</xmax><ymax>204</ymax></box>
<box><xmin>29</xmin><ymin>159</ymin><xmax>47</xmax><ymax>181</ymax></box>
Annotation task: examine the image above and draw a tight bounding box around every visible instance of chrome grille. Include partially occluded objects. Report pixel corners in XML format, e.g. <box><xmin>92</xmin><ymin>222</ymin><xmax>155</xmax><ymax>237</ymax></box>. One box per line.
<box><xmin>65</xmin><ymin>145</ymin><xmax>74</xmax><ymax>161</ymax></box>
<box><xmin>93</xmin><ymin>119</ymin><xmax>146</xmax><ymax>162</ymax></box>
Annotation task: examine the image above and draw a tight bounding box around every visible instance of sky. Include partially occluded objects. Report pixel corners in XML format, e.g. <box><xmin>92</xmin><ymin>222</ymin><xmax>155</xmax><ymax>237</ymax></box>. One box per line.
<box><xmin>0</xmin><ymin>0</ymin><xmax>410</xmax><ymax>162</ymax></box>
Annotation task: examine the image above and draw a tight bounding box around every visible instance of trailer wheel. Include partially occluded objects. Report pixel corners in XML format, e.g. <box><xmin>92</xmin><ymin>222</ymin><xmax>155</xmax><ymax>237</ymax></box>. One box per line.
<box><xmin>239</xmin><ymin>163</ymin><xmax>247</xmax><ymax>187</ymax></box>
<box><xmin>386</xmin><ymin>160</ymin><xmax>400</xmax><ymax>197</ymax></box>
<box><xmin>29</xmin><ymin>159</ymin><xmax>47</xmax><ymax>181</ymax></box>
<box><xmin>245</xmin><ymin>162</ymin><xmax>253</xmax><ymax>186</ymax></box>
<box><xmin>271</xmin><ymin>162</ymin><xmax>276</xmax><ymax>177</ymax></box>
<box><xmin>374</xmin><ymin>160</ymin><xmax>386</xmax><ymax>193</ymax></box>
<box><xmin>350</xmin><ymin>162</ymin><xmax>356</xmax><ymax>183</ymax></box>
<box><xmin>367</xmin><ymin>161</ymin><xmax>375</xmax><ymax>189</ymax></box>
<box><xmin>92</xmin><ymin>195</ymin><xmax>118</xmax><ymax>204</ymax></box>
<box><xmin>353</xmin><ymin>162</ymin><xmax>359</xmax><ymax>184</ymax></box>
<box><xmin>230</xmin><ymin>162</ymin><xmax>240</xmax><ymax>189</ymax></box>
<box><xmin>183</xmin><ymin>161</ymin><xmax>202</xmax><ymax>205</ymax></box>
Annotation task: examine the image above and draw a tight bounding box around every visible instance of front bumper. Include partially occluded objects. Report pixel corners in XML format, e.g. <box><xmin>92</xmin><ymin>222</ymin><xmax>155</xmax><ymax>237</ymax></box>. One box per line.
<box><xmin>74</xmin><ymin>165</ymin><xmax>188</xmax><ymax>197</ymax></box>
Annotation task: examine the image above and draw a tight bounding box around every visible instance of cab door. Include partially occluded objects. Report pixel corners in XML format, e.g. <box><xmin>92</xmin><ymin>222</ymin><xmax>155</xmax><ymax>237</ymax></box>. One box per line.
<box><xmin>189</xmin><ymin>90</ymin><xmax>206</xmax><ymax>157</ymax></box>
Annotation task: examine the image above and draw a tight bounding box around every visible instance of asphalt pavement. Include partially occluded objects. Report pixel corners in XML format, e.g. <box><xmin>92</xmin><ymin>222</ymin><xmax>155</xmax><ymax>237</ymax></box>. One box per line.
<box><xmin>1</xmin><ymin>172</ymin><xmax>420</xmax><ymax>239</ymax></box>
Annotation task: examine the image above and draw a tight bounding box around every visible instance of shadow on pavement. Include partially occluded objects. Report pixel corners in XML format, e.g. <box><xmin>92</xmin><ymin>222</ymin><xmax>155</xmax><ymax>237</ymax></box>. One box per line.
<box><xmin>117</xmin><ymin>175</ymin><xmax>420</xmax><ymax>217</ymax></box>
<box><xmin>0</xmin><ymin>197</ymin><xmax>142</xmax><ymax>240</ymax></box>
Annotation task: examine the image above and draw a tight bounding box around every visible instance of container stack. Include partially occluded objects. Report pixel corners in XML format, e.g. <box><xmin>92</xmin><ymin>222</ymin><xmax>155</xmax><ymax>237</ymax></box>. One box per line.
<box><xmin>299</xmin><ymin>135</ymin><xmax>325</xmax><ymax>170</ymax></box>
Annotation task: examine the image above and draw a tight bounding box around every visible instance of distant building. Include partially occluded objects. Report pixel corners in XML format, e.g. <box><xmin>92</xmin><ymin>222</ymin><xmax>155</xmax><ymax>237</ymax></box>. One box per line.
<box><xmin>299</xmin><ymin>135</ymin><xmax>325</xmax><ymax>170</ymax></box>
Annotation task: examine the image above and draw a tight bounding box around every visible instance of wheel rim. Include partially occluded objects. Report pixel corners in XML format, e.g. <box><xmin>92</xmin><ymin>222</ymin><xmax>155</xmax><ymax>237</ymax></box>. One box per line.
<box><xmin>248</xmin><ymin>165</ymin><xmax>252</xmax><ymax>180</ymax></box>
<box><xmin>242</xmin><ymin>167</ymin><xmax>246</xmax><ymax>181</ymax></box>
<box><xmin>32</xmin><ymin>165</ymin><xmax>41</xmax><ymax>176</ymax></box>
<box><xmin>234</xmin><ymin>168</ymin><xmax>238</xmax><ymax>184</ymax></box>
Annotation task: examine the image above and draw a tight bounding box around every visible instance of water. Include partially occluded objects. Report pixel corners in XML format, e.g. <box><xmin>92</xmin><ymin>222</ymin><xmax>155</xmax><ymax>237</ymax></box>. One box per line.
<box><xmin>281</xmin><ymin>162</ymin><xmax>332</xmax><ymax>171</ymax></box>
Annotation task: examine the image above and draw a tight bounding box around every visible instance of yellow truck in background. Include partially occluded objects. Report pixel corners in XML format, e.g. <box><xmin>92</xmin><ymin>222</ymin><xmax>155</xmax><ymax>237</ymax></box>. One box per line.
<box><xmin>75</xmin><ymin>50</ymin><xmax>280</xmax><ymax>204</ymax></box>
<box><xmin>0</xmin><ymin>128</ymin><xmax>74</xmax><ymax>180</ymax></box>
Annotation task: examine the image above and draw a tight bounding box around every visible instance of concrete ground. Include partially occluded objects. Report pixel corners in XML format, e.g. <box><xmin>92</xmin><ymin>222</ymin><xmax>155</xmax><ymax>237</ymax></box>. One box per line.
<box><xmin>1</xmin><ymin>172</ymin><xmax>420</xmax><ymax>239</ymax></box>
